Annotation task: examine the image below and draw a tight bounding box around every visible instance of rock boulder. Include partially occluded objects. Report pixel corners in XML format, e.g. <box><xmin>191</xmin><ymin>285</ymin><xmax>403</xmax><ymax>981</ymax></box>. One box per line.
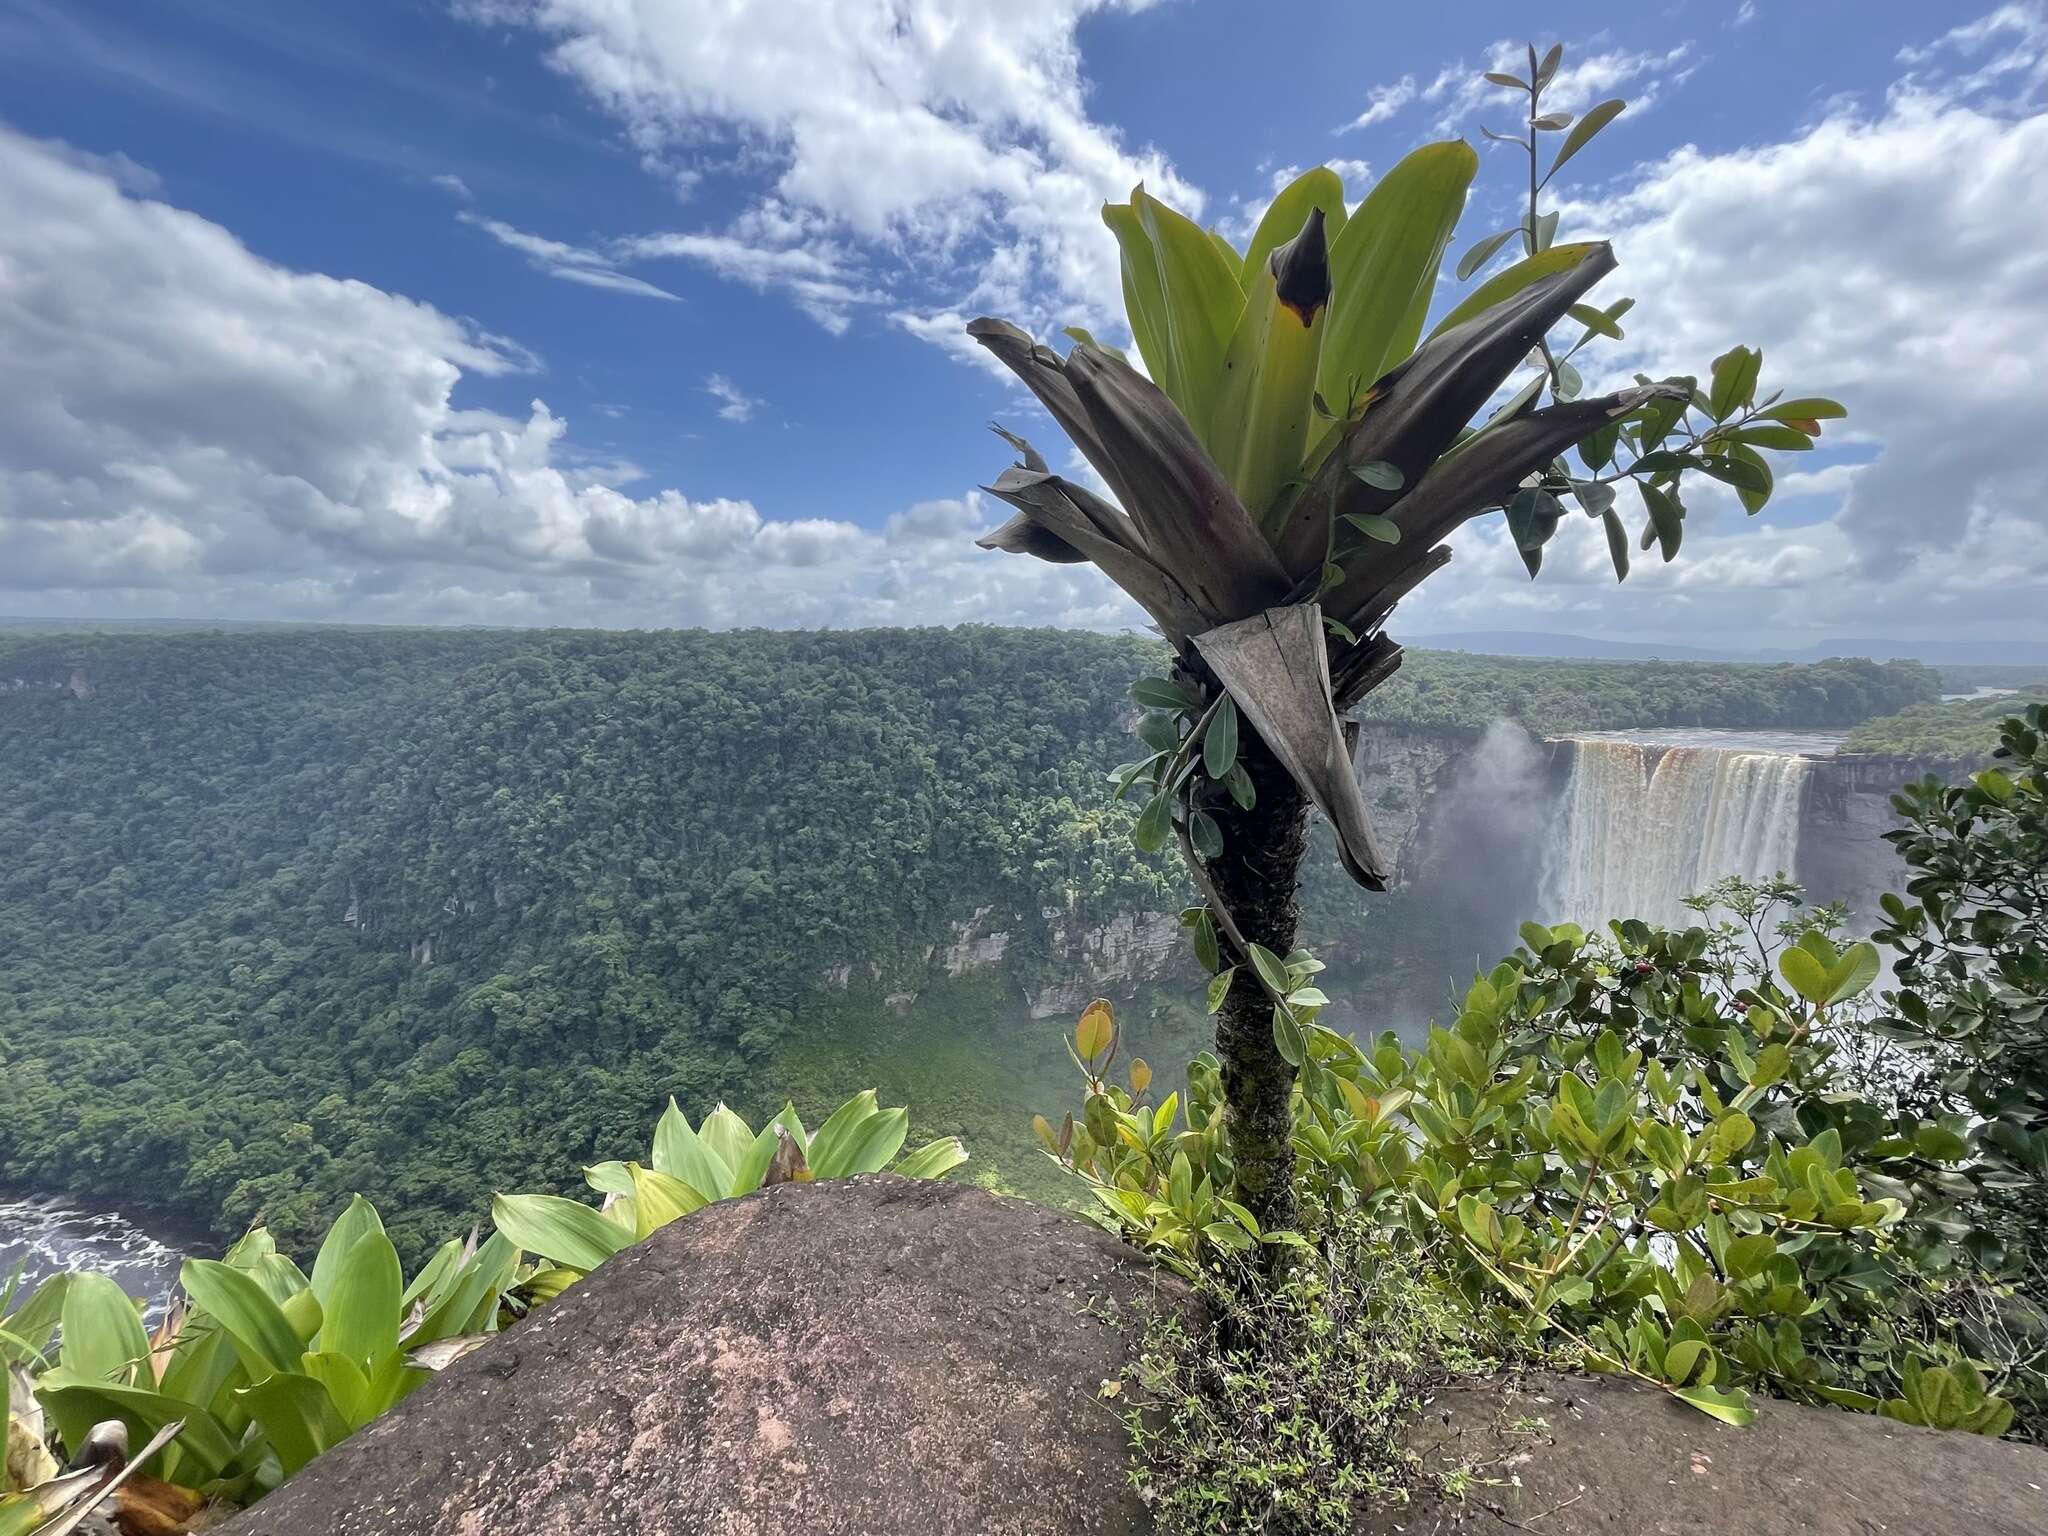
<box><xmin>224</xmin><ymin>1176</ymin><xmax>2048</xmax><ymax>1535</ymax></box>
<box><xmin>1375</xmin><ymin>1369</ymin><xmax>2047</xmax><ymax>1535</ymax></box>
<box><xmin>225</xmin><ymin>1176</ymin><xmax>1181</xmax><ymax>1535</ymax></box>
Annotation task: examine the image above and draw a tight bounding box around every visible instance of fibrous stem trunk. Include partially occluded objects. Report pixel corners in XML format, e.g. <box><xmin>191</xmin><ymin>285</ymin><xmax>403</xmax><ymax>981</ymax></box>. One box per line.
<box><xmin>1202</xmin><ymin>726</ymin><xmax>1310</xmax><ymax>1237</ymax></box>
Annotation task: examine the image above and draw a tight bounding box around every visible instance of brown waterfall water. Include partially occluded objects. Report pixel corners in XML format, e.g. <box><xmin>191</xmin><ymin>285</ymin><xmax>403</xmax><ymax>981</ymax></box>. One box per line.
<box><xmin>1545</xmin><ymin>732</ymin><xmax>1838</xmax><ymax>930</ymax></box>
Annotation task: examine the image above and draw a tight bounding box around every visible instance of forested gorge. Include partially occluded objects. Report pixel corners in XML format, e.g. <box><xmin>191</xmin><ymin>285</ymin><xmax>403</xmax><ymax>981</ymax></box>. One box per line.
<box><xmin>1356</xmin><ymin>648</ymin><xmax>1941</xmax><ymax>734</ymax></box>
<box><xmin>0</xmin><ymin>627</ymin><xmax>1936</xmax><ymax>1260</ymax></box>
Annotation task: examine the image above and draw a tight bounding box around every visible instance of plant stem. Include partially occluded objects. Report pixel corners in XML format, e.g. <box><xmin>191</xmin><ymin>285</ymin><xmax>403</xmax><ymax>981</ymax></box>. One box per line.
<box><xmin>1526</xmin><ymin>78</ymin><xmax>1564</xmax><ymax>384</ymax></box>
<box><xmin>1201</xmin><ymin>727</ymin><xmax>1311</xmax><ymax>1239</ymax></box>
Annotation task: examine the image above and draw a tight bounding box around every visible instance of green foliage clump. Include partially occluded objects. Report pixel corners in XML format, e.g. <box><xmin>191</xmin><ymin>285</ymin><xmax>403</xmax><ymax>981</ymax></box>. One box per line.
<box><xmin>1047</xmin><ymin>878</ymin><xmax>2035</xmax><ymax>1445</ymax></box>
<box><xmin>493</xmin><ymin>1088</ymin><xmax>964</xmax><ymax>1281</ymax></box>
<box><xmin>3</xmin><ymin>1200</ymin><xmax>515</xmax><ymax>1511</ymax></box>
<box><xmin>1876</xmin><ymin>707</ymin><xmax>2048</xmax><ymax>1242</ymax></box>
<box><xmin>1867</xmin><ymin>707</ymin><xmax>2048</xmax><ymax>1428</ymax></box>
<box><xmin>1120</xmin><ymin>1230</ymin><xmax>1506</xmax><ymax>1536</ymax></box>
<box><xmin>1846</xmin><ymin>690</ymin><xmax>2048</xmax><ymax>765</ymax></box>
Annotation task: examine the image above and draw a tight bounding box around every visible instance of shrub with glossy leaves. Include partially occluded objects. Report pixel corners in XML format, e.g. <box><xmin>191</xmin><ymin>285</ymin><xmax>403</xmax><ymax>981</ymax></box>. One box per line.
<box><xmin>1874</xmin><ymin>705</ymin><xmax>2048</xmax><ymax>1264</ymax></box>
<box><xmin>1044</xmin><ymin>901</ymin><xmax>2020</xmax><ymax>1434</ymax></box>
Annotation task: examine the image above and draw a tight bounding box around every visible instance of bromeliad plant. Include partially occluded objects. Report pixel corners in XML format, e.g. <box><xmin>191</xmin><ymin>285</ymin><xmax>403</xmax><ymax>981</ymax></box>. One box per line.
<box><xmin>970</xmin><ymin>44</ymin><xmax>1846</xmax><ymax>1232</ymax></box>
<box><xmin>491</xmin><ymin>1090</ymin><xmax>968</xmax><ymax>1283</ymax></box>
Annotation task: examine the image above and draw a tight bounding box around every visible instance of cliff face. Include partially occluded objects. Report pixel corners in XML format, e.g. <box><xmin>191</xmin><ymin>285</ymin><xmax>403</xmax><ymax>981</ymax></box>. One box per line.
<box><xmin>1798</xmin><ymin>754</ymin><xmax>1939</xmax><ymax>923</ymax></box>
<box><xmin>1353</xmin><ymin>724</ymin><xmax>1480</xmax><ymax>887</ymax></box>
<box><xmin>821</xmin><ymin>907</ymin><xmax>1187</xmax><ymax>1020</ymax></box>
<box><xmin>825</xmin><ymin>725</ymin><xmax>1485</xmax><ymax>1020</ymax></box>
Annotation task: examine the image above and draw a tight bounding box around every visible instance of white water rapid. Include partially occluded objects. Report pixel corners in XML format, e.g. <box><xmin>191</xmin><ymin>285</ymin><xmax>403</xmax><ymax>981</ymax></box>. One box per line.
<box><xmin>0</xmin><ymin>1193</ymin><xmax>184</xmax><ymax>1313</ymax></box>
<box><xmin>1545</xmin><ymin>735</ymin><xmax>1819</xmax><ymax>929</ymax></box>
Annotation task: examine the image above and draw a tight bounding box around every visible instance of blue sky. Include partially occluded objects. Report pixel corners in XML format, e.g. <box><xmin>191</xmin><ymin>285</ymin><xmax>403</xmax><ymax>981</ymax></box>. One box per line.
<box><xmin>0</xmin><ymin>1</ymin><xmax>2043</xmax><ymax>645</ymax></box>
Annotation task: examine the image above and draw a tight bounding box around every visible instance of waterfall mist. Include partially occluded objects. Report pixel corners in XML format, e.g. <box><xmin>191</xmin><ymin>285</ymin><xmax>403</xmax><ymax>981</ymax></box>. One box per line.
<box><xmin>1411</xmin><ymin>720</ymin><xmax>1555</xmax><ymax>971</ymax></box>
<box><xmin>1545</xmin><ymin>739</ymin><xmax>1812</xmax><ymax>929</ymax></box>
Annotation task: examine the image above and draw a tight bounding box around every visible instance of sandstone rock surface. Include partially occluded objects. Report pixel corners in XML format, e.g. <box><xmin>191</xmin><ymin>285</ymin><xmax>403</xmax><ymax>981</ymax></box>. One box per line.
<box><xmin>224</xmin><ymin>1176</ymin><xmax>1181</xmax><ymax>1536</ymax></box>
<box><xmin>1373</xmin><ymin>1369</ymin><xmax>2048</xmax><ymax>1535</ymax></box>
<box><xmin>223</xmin><ymin>1177</ymin><xmax>2048</xmax><ymax>1535</ymax></box>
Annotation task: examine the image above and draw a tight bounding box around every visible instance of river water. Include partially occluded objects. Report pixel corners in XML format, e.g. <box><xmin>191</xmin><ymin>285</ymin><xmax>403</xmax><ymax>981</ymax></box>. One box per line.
<box><xmin>1564</xmin><ymin>726</ymin><xmax>1849</xmax><ymax>756</ymax></box>
<box><xmin>0</xmin><ymin>1192</ymin><xmax>186</xmax><ymax>1312</ymax></box>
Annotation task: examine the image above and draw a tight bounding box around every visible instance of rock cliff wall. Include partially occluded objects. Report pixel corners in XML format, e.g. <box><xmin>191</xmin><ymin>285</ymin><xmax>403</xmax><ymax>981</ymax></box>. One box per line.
<box><xmin>1798</xmin><ymin>753</ymin><xmax>1938</xmax><ymax>924</ymax></box>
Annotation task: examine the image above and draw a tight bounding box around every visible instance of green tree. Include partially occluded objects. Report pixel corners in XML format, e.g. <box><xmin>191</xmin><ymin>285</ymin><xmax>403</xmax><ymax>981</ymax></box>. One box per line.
<box><xmin>970</xmin><ymin>47</ymin><xmax>1843</xmax><ymax>1230</ymax></box>
<box><xmin>1875</xmin><ymin>705</ymin><xmax>2048</xmax><ymax>1274</ymax></box>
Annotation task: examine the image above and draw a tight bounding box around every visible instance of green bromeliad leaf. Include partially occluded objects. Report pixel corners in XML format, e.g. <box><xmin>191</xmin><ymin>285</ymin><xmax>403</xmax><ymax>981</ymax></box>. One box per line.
<box><xmin>652</xmin><ymin>1098</ymin><xmax>736</xmax><ymax>1199</ymax></box>
<box><xmin>1102</xmin><ymin>200</ymin><xmax>1180</xmax><ymax>409</ymax></box>
<box><xmin>1101</xmin><ymin>185</ymin><xmax>1244</xmax><ymax>437</ymax></box>
<box><xmin>810</xmin><ymin>1101</ymin><xmax>910</xmax><ymax>1179</ymax></box>
<box><xmin>54</xmin><ymin>1273</ymin><xmax>149</xmax><ymax>1388</ymax></box>
<box><xmin>697</xmin><ymin>1104</ymin><xmax>757</xmax><ymax>1184</ymax></box>
<box><xmin>488</xmin><ymin>1193</ymin><xmax>635</xmax><ymax>1273</ymax></box>
<box><xmin>179</xmin><ymin>1259</ymin><xmax>308</xmax><ymax>1379</ymax></box>
<box><xmin>34</xmin><ymin>1376</ymin><xmax>240</xmax><ymax>1485</ymax></box>
<box><xmin>1429</xmin><ymin>242</ymin><xmax>1609</xmax><ymax>341</ymax></box>
<box><xmin>309</xmin><ymin>1196</ymin><xmax>386</xmax><ymax>1317</ymax></box>
<box><xmin>1318</xmin><ymin>141</ymin><xmax>1478</xmax><ymax>414</ymax></box>
<box><xmin>317</xmin><ymin>1230</ymin><xmax>402</xmax><ymax>1378</ymax></box>
<box><xmin>238</xmin><ymin>1370</ymin><xmax>350</xmax><ymax>1477</ymax></box>
<box><xmin>893</xmin><ymin>1137</ymin><xmax>970</xmax><ymax>1180</ymax></box>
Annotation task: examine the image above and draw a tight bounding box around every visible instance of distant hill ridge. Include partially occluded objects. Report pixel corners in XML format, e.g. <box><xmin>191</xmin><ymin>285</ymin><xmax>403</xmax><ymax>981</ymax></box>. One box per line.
<box><xmin>1412</xmin><ymin>629</ymin><xmax>2048</xmax><ymax>667</ymax></box>
<box><xmin>7</xmin><ymin>616</ymin><xmax>2044</xmax><ymax>671</ymax></box>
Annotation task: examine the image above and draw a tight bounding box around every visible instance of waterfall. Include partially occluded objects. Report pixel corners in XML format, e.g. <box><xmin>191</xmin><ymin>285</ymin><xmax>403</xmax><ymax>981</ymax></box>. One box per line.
<box><xmin>1545</xmin><ymin>739</ymin><xmax>1812</xmax><ymax>929</ymax></box>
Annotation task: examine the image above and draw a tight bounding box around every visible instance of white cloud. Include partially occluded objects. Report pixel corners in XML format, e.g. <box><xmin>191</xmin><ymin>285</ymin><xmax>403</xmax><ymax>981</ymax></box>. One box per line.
<box><xmin>703</xmin><ymin>373</ymin><xmax>761</xmax><ymax>423</ymax></box>
<box><xmin>7</xmin><ymin>6</ymin><xmax>2045</xmax><ymax>649</ymax></box>
<box><xmin>457</xmin><ymin>0</ymin><xmax>1199</xmax><ymax>348</ymax></box>
<box><xmin>458</xmin><ymin>212</ymin><xmax>681</xmax><ymax>301</ymax></box>
<box><xmin>887</xmin><ymin>306</ymin><xmax>1013</xmax><ymax>378</ymax></box>
<box><xmin>430</xmin><ymin>172</ymin><xmax>474</xmax><ymax>200</ymax></box>
<box><xmin>39</xmin><ymin>141</ymin><xmax>162</xmax><ymax>195</ymax></box>
<box><xmin>1341</xmin><ymin>76</ymin><xmax>1416</xmax><ymax>132</ymax></box>
<box><xmin>624</xmin><ymin>225</ymin><xmax>883</xmax><ymax>334</ymax></box>
<box><xmin>1896</xmin><ymin>3</ymin><xmax>2048</xmax><ymax>109</ymax></box>
<box><xmin>0</xmin><ymin>126</ymin><xmax>1135</xmax><ymax>630</ymax></box>
<box><xmin>455</xmin><ymin>195</ymin><xmax>883</xmax><ymax>329</ymax></box>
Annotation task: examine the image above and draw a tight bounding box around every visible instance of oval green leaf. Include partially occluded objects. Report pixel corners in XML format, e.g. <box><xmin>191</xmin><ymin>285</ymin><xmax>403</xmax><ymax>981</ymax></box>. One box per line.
<box><xmin>488</xmin><ymin>1193</ymin><xmax>635</xmax><ymax>1273</ymax></box>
